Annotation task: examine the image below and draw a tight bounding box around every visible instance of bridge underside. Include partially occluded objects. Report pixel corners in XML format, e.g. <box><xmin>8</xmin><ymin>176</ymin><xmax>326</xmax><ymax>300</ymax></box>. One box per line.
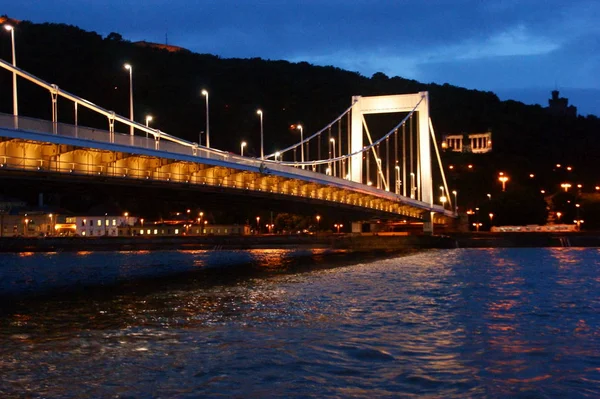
<box><xmin>0</xmin><ymin>134</ymin><xmax>453</xmax><ymax>224</ymax></box>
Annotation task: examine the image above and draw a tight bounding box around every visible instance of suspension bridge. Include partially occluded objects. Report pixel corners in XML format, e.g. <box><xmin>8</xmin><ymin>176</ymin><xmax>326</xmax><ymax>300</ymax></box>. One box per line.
<box><xmin>0</xmin><ymin>57</ymin><xmax>456</xmax><ymax>233</ymax></box>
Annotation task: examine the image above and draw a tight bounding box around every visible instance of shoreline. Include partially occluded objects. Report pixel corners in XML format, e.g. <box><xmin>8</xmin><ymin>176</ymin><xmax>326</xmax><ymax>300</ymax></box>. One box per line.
<box><xmin>0</xmin><ymin>232</ymin><xmax>599</xmax><ymax>253</ymax></box>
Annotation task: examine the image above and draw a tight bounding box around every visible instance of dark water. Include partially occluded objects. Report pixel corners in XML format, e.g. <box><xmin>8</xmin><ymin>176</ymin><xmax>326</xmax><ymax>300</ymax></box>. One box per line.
<box><xmin>1</xmin><ymin>248</ymin><xmax>599</xmax><ymax>398</ymax></box>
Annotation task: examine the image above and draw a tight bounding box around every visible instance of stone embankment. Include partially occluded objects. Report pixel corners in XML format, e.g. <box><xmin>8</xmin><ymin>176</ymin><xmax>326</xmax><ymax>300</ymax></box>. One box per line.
<box><xmin>0</xmin><ymin>232</ymin><xmax>598</xmax><ymax>253</ymax></box>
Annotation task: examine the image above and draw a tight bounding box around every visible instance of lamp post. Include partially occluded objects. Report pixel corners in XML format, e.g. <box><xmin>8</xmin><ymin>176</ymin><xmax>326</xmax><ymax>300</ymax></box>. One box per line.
<box><xmin>256</xmin><ymin>216</ymin><xmax>260</xmax><ymax>234</ymax></box>
<box><xmin>275</xmin><ymin>151</ymin><xmax>281</xmax><ymax>162</ymax></box>
<box><xmin>395</xmin><ymin>166</ymin><xmax>401</xmax><ymax>195</ymax></box>
<box><xmin>316</xmin><ymin>215</ymin><xmax>321</xmax><ymax>233</ymax></box>
<box><xmin>124</xmin><ymin>64</ymin><xmax>134</xmax><ymax>136</ymax></box>
<box><xmin>201</xmin><ymin>89</ymin><xmax>210</xmax><ymax>148</ymax></box>
<box><xmin>499</xmin><ymin>176</ymin><xmax>507</xmax><ymax>191</ymax></box>
<box><xmin>334</xmin><ymin>223</ymin><xmax>343</xmax><ymax>234</ymax></box>
<box><xmin>4</xmin><ymin>25</ymin><xmax>17</xmax><ymax>118</ymax></box>
<box><xmin>241</xmin><ymin>141</ymin><xmax>247</xmax><ymax>156</ymax></box>
<box><xmin>48</xmin><ymin>213</ymin><xmax>54</xmax><ymax>236</ymax></box>
<box><xmin>297</xmin><ymin>124</ymin><xmax>304</xmax><ymax>169</ymax></box>
<box><xmin>489</xmin><ymin>213</ymin><xmax>494</xmax><ymax>226</ymax></box>
<box><xmin>452</xmin><ymin>190</ymin><xmax>458</xmax><ymax>214</ymax></box>
<box><xmin>439</xmin><ymin>186</ymin><xmax>445</xmax><ymax>208</ymax></box>
<box><xmin>330</xmin><ymin>138</ymin><xmax>336</xmax><ymax>177</ymax></box>
<box><xmin>145</xmin><ymin>115</ymin><xmax>153</xmax><ymax>139</ymax></box>
<box><xmin>257</xmin><ymin>110</ymin><xmax>264</xmax><ymax>159</ymax></box>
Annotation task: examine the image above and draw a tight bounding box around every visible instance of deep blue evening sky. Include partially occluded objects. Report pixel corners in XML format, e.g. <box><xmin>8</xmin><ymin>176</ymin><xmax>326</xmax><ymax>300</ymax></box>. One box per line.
<box><xmin>5</xmin><ymin>0</ymin><xmax>600</xmax><ymax>115</ymax></box>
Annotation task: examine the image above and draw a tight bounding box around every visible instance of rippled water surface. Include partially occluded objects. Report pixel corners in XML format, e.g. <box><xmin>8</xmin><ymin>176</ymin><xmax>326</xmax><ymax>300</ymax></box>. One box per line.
<box><xmin>1</xmin><ymin>248</ymin><xmax>600</xmax><ymax>398</ymax></box>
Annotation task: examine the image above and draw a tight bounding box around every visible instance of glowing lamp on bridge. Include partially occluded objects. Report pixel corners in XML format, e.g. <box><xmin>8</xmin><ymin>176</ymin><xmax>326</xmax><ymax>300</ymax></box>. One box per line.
<box><xmin>498</xmin><ymin>175</ymin><xmax>509</xmax><ymax>191</ymax></box>
<box><xmin>296</xmin><ymin>124</ymin><xmax>304</xmax><ymax>168</ymax></box>
<box><xmin>4</xmin><ymin>24</ymin><xmax>17</xmax><ymax>118</ymax></box>
<box><xmin>256</xmin><ymin>109</ymin><xmax>264</xmax><ymax>159</ymax></box>
<box><xmin>201</xmin><ymin>89</ymin><xmax>210</xmax><ymax>148</ymax></box>
<box><xmin>561</xmin><ymin>183</ymin><xmax>572</xmax><ymax>192</ymax></box>
<box><xmin>240</xmin><ymin>141</ymin><xmax>247</xmax><ymax>156</ymax></box>
<box><xmin>439</xmin><ymin>195</ymin><xmax>447</xmax><ymax>208</ymax></box>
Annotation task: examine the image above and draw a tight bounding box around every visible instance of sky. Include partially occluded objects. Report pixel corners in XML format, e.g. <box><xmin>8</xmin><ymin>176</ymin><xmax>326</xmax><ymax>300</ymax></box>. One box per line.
<box><xmin>5</xmin><ymin>0</ymin><xmax>600</xmax><ymax>115</ymax></box>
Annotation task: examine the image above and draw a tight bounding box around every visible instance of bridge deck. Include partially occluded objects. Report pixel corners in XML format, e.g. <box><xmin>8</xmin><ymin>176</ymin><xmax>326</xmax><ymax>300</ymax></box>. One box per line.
<box><xmin>0</xmin><ymin>113</ymin><xmax>452</xmax><ymax>220</ymax></box>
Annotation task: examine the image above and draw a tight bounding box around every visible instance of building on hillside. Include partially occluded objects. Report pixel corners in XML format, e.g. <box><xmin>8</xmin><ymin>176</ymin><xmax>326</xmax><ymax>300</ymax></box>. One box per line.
<box><xmin>133</xmin><ymin>40</ymin><xmax>186</xmax><ymax>53</ymax></box>
<box><xmin>548</xmin><ymin>90</ymin><xmax>577</xmax><ymax>117</ymax></box>
<box><xmin>0</xmin><ymin>16</ymin><xmax>21</xmax><ymax>26</ymax></box>
<box><xmin>441</xmin><ymin>131</ymin><xmax>492</xmax><ymax>154</ymax></box>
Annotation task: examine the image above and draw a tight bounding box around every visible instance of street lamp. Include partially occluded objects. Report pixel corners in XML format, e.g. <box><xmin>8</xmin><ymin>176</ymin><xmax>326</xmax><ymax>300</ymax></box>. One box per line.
<box><xmin>297</xmin><ymin>124</ymin><xmax>304</xmax><ymax>169</ymax></box>
<box><xmin>124</xmin><ymin>64</ymin><xmax>134</xmax><ymax>136</ymax></box>
<box><xmin>561</xmin><ymin>183</ymin><xmax>572</xmax><ymax>192</ymax></box>
<box><xmin>487</xmin><ymin>193</ymin><xmax>491</xmax><ymax>201</ymax></box>
<box><xmin>4</xmin><ymin>25</ymin><xmax>17</xmax><ymax>118</ymax></box>
<box><xmin>330</xmin><ymin>138</ymin><xmax>336</xmax><ymax>177</ymax></box>
<box><xmin>556</xmin><ymin>211</ymin><xmax>562</xmax><ymax>222</ymax></box>
<box><xmin>48</xmin><ymin>213</ymin><xmax>54</xmax><ymax>236</ymax></box>
<box><xmin>489</xmin><ymin>213</ymin><xmax>494</xmax><ymax>226</ymax></box>
<box><xmin>334</xmin><ymin>223</ymin><xmax>343</xmax><ymax>234</ymax></box>
<box><xmin>201</xmin><ymin>89</ymin><xmax>210</xmax><ymax>148</ymax></box>
<box><xmin>256</xmin><ymin>216</ymin><xmax>260</xmax><ymax>234</ymax></box>
<box><xmin>257</xmin><ymin>109</ymin><xmax>264</xmax><ymax>159</ymax></box>
<box><xmin>452</xmin><ymin>190</ymin><xmax>458</xmax><ymax>214</ymax></box>
<box><xmin>499</xmin><ymin>175</ymin><xmax>509</xmax><ymax>191</ymax></box>
<box><xmin>240</xmin><ymin>141</ymin><xmax>247</xmax><ymax>156</ymax></box>
<box><xmin>145</xmin><ymin>115</ymin><xmax>153</xmax><ymax>139</ymax></box>
<box><xmin>316</xmin><ymin>215</ymin><xmax>321</xmax><ymax>232</ymax></box>
<box><xmin>439</xmin><ymin>186</ymin><xmax>445</xmax><ymax>208</ymax></box>
<box><xmin>275</xmin><ymin>151</ymin><xmax>281</xmax><ymax>162</ymax></box>
<box><xmin>440</xmin><ymin>195</ymin><xmax>447</xmax><ymax>208</ymax></box>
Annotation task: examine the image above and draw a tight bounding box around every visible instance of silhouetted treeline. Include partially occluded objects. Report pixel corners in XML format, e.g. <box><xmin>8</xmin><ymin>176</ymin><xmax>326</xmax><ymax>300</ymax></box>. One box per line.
<box><xmin>1</xmin><ymin>20</ymin><xmax>599</xmax><ymax>225</ymax></box>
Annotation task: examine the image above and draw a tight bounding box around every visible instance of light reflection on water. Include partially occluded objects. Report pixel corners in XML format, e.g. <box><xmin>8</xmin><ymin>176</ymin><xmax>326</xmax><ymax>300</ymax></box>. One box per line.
<box><xmin>0</xmin><ymin>248</ymin><xmax>599</xmax><ymax>398</ymax></box>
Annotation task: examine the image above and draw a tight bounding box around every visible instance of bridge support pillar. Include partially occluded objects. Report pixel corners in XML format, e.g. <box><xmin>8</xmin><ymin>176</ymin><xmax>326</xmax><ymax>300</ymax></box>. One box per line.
<box><xmin>350</xmin><ymin>92</ymin><xmax>432</xmax><ymax>207</ymax></box>
<box><xmin>423</xmin><ymin>211</ymin><xmax>434</xmax><ymax>235</ymax></box>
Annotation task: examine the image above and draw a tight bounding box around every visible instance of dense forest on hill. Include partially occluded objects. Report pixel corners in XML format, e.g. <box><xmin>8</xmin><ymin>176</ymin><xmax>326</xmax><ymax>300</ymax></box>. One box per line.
<box><xmin>1</xmin><ymin>20</ymin><xmax>599</xmax><ymax>226</ymax></box>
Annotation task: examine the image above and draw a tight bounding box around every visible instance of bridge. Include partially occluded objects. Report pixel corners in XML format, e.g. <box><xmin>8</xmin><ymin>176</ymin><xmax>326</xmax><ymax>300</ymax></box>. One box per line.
<box><xmin>0</xmin><ymin>57</ymin><xmax>455</xmax><ymax>233</ymax></box>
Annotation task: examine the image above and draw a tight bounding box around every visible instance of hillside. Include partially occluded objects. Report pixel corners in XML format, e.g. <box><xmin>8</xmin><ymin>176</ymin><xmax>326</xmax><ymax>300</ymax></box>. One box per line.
<box><xmin>1</xmin><ymin>20</ymin><xmax>599</xmax><ymax>224</ymax></box>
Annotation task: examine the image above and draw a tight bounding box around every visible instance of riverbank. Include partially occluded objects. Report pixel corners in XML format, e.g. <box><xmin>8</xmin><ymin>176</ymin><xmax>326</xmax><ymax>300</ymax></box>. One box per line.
<box><xmin>0</xmin><ymin>234</ymin><xmax>455</xmax><ymax>253</ymax></box>
<box><xmin>0</xmin><ymin>231</ymin><xmax>598</xmax><ymax>253</ymax></box>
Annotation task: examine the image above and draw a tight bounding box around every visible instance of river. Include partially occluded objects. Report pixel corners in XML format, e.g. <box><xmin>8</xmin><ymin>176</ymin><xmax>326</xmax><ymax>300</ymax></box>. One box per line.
<box><xmin>1</xmin><ymin>248</ymin><xmax>599</xmax><ymax>398</ymax></box>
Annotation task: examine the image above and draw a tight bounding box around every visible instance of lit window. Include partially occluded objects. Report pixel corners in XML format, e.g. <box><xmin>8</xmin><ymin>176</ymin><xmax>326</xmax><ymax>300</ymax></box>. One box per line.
<box><xmin>147</xmin><ymin>229</ymin><xmax>150</xmax><ymax>235</ymax></box>
<box><xmin>153</xmin><ymin>229</ymin><xmax>158</xmax><ymax>235</ymax></box>
<box><xmin>224</xmin><ymin>228</ymin><xmax>228</xmax><ymax>233</ymax></box>
<box><xmin>105</xmin><ymin>219</ymin><xmax>109</xmax><ymax>226</ymax></box>
<box><xmin>97</xmin><ymin>220</ymin><xmax>102</xmax><ymax>226</ymax></box>
<box><xmin>112</xmin><ymin>219</ymin><xmax>116</xmax><ymax>226</ymax></box>
<box><xmin>175</xmin><ymin>229</ymin><xmax>179</xmax><ymax>235</ymax></box>
<box><xmin>81</xmin><ymin>231</ymin><xmax>86</xmax><ymax>236</ymax></box>
<box><xmin>140</xmin><ymin>230</ymin><xmax>144</xmax><ymax>235</ymax></box>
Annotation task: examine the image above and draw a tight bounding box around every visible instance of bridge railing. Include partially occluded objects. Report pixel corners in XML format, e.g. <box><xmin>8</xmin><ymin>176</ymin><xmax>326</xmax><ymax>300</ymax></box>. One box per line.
<box><xmin>0</xmin><ymin>113</ymin><xmax>448</xmax><ymax>214</ymax></box>
<box><xmin>0</xmin><ymin>113</ymin><xmax>234</xmax><ymax>161</ymax></box>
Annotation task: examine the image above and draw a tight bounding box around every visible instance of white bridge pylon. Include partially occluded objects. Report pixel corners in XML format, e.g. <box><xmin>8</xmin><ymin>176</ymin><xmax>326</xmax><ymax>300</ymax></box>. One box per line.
<box><xmin>350</xmin><ymin>92</ymin><xmax>432</xmax><ymax>207</ymax></box>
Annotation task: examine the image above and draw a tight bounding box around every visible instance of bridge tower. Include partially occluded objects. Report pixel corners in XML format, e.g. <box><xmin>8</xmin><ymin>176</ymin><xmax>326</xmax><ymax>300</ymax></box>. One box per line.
<box><xmin>350</xmin><ymin>92</ymin><xmax>433</xmax><ymax>207</ymax></box>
